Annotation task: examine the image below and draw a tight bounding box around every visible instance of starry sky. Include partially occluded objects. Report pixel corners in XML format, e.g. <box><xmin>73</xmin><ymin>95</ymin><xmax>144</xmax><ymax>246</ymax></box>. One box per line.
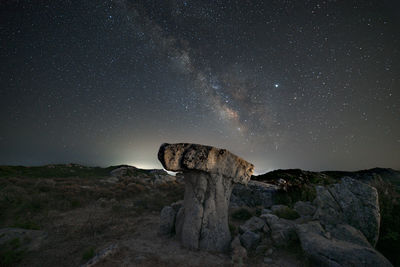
<box><xmin>1</xmin><ymin>0</ymin><xmax>399</xmax><ymax>173</ymax></box>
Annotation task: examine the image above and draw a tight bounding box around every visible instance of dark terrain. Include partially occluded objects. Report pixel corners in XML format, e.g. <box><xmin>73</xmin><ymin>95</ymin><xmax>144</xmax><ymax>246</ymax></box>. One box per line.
<box><xmin>0</xmin><ymin>164</ymin><xmax>399</xmax><ymax>266</ymax></box>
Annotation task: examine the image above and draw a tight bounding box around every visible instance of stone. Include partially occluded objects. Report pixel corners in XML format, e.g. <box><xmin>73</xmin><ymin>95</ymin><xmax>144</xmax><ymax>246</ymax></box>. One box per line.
<box><xmin>293</xmin><ymin>201</ymin><xmax>316</xmax><ymax>217</ymax></box>
<box><xmin>262</xmin><ymin>214</ymin><xmax>297</xmax><ymax>246</ymax></box>
<box><xmin>231</xmin><ymin>181</ymin><xmax>278</xmax><ymax>208</ymax></box>
<box><xmin>240</xmin><ymin>230</ymin><xmax>261</xmax><ymax>250</ymax></box>
<box><xmin>239</xmin><ymin>216</ymin><xmax>265</xmax><ymax>234</ymax></box>
<box><xmin>175</xmin><ymin>207</ymin><xmax>184</xmax><ymax>240</ymax></box>
<box><xmin>264</xmin><ymin>257</ymin><xmax>273</xmax><ymax>263</ymax></box>
<box><xmin>271</xmin><ymin>204</ymin><xmax>289</xmax><ymax>214</ymax></box>
<box><xmin>255</xmin><ymin>244</ymin><xmax>268</xmax><ymax>254</ymax></box>
<box><xmin>313</xmin><ymin>177</ymin><xmax>380</xmax><ymax>246</ymax></box>
<box><xmin>262</xmin><ymin>223</ymin><xmax>271</xmax><ymax>234</ymax></box>
<box><xmin>328</xmin><ymin>224</ymin><xmax>371</xmax><ymax>248</ymax></box>
<box><xmin>81</xmin><ymin>244</ymin><xmax>118</xmax><ymax>267</ymax></box>
<box><xmin>265</xmin><ymin>247</ymin><xmax>274</xmax><ymax>256</ymax></box>
<box><xmin>231</xmin><ymin>236</ymin><xmax>247</xmax><ymax>264</ymax></box>
<box><xmin>261</xmin><ymin>208</ymin><xmax>272</xmax><ymax>215</ymax></box>
<box><xmin>296</xmin><ymin>221</ymin><xmax>392</xmax><ymax>267</ymax></box>
<box><xmin>158</xmin><ymin>143</ymin><xmax>254</xmax><ymax>252</ymax></box>
<box><xmin>170</xmin><ymin>200</ymin><xmax>183</xmax><ymax>213</ymax></box>
<box><xmin>159</xmin><ymin>206</ymin><xmax>176</xmax><ymax>236</ymax></box>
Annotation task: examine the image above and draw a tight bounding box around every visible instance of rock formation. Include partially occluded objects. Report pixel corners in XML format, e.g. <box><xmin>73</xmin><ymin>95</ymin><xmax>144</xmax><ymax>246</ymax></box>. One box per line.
<box><xmin>313</xmin><ymin>177</ymin><xmax>380</xmax><ymax>246</ymax></box>
<box><xmin>158</xmin><ymin>143</ymin><xmax>254</xmax><ymax>252</ymax></box>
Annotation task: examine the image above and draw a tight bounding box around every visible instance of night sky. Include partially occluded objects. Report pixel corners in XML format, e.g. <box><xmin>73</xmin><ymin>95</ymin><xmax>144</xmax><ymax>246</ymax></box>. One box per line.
<box><xmin>1</xmin><ymin>0</ymin><xmax>399</xmax><ymax>173</ymax></box>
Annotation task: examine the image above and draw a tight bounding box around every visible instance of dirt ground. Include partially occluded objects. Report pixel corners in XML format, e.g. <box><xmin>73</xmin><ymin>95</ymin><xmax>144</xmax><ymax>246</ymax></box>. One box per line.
<box><xmin>1</xmin><ymin>172</ymin><xmax>305</xmax><ymax>267</ymax></box>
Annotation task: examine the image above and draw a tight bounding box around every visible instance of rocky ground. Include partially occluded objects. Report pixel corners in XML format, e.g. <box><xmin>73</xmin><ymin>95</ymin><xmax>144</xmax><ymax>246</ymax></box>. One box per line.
<box><xmin>0</xmin><ymin>164</ymin><xmax>399</xmax><ymax>266</ymax></box>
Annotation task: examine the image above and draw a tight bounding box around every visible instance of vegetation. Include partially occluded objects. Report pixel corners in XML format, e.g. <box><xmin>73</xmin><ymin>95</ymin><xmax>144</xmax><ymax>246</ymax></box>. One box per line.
<box><xmin>0</xmin><ymin>237</ymin><xmax>25</xmax><ymax>266</ymax></box>
<box><xmin>81</xmin><ymin>247</ymin><xmax>96</xmax><ymax>261</ymax></box>
<box><xmin>273</xmin><ymin>206</ymin><xmax>300</xmax><ymax>220</ymax></box>
<box><xmin>231</xmin><ymin>208</ymin><xmax>253</xmax><ymax>221</ymax></box>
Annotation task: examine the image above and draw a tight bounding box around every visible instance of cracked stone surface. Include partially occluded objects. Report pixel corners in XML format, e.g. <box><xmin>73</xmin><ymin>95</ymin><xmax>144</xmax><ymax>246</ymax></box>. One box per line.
<box><xmin>158</xmin><ymin>143</ymin><xmax>254</xmax><ymax>252</ymax></box>
<box><xmin>313</xmin><ymin>177</ymin><xmax>380</xmax><ymax>246</ymax></box>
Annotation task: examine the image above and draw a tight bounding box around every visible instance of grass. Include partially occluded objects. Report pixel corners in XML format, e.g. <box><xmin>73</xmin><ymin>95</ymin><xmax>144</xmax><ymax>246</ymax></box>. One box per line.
<box><xmin>0</xmin><ymin>237</ymin><xmax>25</xmax><ymax>266</ymax></box>
<box><xmin>273</xmin><ymin>206</ymin><xmax>300</xmax><ymax>220</ymax></box>
<box><xmin>0</xmin><ymin>164</ymin><xmax>156</xmax><ymax>179</ymax></box>
<box><xmin>81</xmin><ymin>247</ymin><xmax>96</xmax><ymax>261</ymax></box>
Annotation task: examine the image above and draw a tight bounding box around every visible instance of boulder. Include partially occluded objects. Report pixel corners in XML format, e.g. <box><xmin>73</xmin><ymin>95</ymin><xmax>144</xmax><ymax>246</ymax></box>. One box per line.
<box><xmin>158</xmin><ymin>143</ymin><xmax>254</xmax><ymax>252</ymax></box>
<box><xmin>240</xmin><ymin>230</ymin><xmax>261</xmax><ymax>250</ymax></box>
<box><xmin>261</xmin><ymin>214</ymin><xmax>297</xmax><ymax>246</ymax></box>
<box><xmin>296</xmin><ymin>221</ymin><xmax>392</xmax><ymax>267</ymax></box>
<box><xmin>159</xmin><ymin>206</ymin><xmax>176</xmax><ymax>236</ymax></box>
<box><xmin>313</xmin><ymin>177</ymin><xmax>380</xmax><ymax>246</ymax></box>
<box><xmin>239</xmin><ymin>216</ymin><xmax>265</xmax><ymax>234</ymax></box>
<box><xmin>231</xmin><ymin>181</ymin><xmax>278</xmax><ymax>208</ymax></box>
<box><xmin>261</xmin><ymin>208</ymin><xmax>272</xmax><ymax>215</ymax></box>
<box><xmin>294</xmin><ymin>201</ymin><xmax>316</xmax><ymax>217</ymax></box>
<box><xmin>231</xmin><ymin>236</ymin><xmax>247</xmax><ymax>264</ymax></box>
<box><xmin>170</xmin><ymin>200</ymin><xmax>183</xmax><ymax>213</ymax></box>
<box><xmin>175</xmin><ymin>207</ymin><xmax>184</xmax><ymax>240</ymax></box>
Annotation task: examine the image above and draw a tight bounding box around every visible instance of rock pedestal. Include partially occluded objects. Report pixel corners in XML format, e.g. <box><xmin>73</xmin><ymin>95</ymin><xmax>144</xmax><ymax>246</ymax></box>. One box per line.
<box><xmin>158</xmin><ymin>143</ymin><xmax>254</xmax><ymax>252</ymax></box>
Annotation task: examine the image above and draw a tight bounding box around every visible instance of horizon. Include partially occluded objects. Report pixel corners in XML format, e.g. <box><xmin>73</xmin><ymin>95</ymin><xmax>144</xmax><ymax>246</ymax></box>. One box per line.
<box><xmin>1</xmin><ymin>1</ymin><xmax>399</xmax><ymax>172</ymax></box>
<box><xmin>1</xmin><ymin>160</ymin><xmax>398</xmax><ymax>176</ymax></box>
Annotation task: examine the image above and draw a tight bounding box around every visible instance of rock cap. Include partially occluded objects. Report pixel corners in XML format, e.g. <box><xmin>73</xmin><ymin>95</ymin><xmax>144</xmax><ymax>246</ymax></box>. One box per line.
<box><xmin>158</xmin><ymin>143</ymin><xmax>254</xmax><ymax>184</ymax></box>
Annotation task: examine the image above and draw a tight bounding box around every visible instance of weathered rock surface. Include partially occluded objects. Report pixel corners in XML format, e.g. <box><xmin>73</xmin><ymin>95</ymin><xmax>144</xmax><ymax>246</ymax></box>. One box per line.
<box><xmin>158</xmin><ymin>143</ymin><xmax>254</xmax><ymax>252</ymax></box>
<box><xmin>240</xmin><ymin>230</ymin><xmax>261</xmax><ymax>250</ymax></box>
<box><xmin>296</xmin><ymin>221</ymin><xmax>392</xmax><ymax>267</ymax></box>
<box><xmin>313</xmin><ymin>177</ymin><xmax>380</xmax><ymax>246</ymax></box>
<box><xmin>294</xmin><ymin>201</ymin><xmax>316</xmax><ymax>217</ymax></box>
<box><xmin>158</xmin><ymin>143</ymin><xmax>254</xmax><ymax>182</ymax></box>
<box><xmin>239</xmin><ymin>216</ymin><xmax>265</xmax><ymax>234</ymax></box>
<box><xmin>231</xmin><ymin>181</ymin><xmax>278</xmax><ymax>208</ymax></box>
<box><xmin>231</xmin><ymin>236</ymin><xmax>247</xmax><ymax>265</ymax></box>
<box><xmin>261</xmin><ymin>214</ymin><xmax>297</xmax><ymax>246</ymax></box>
<box><xmin>159</xmin><ymin>206</ymin><xmax>176</xmax><ymax>236</ymax></box>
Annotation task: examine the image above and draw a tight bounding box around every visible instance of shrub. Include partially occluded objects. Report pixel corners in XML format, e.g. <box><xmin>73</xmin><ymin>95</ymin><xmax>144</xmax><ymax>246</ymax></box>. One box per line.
<box><xmin>81</xmin><ymin>247</ymin><xmax>95</xmax><ymax>261</ymax></box>
<box><xmin>229</xmin><ymin>223</ymin><xmax>237</xmax><ymax>236</ymax></box>
<box><xmin>274</xmin><ymin>207</ymin><xmax>300</xmax><ymax>220</ymax></box>
<box><xmin>0</xmin><ymin>238</ymin><xmax>25</xmax><ymax>266</ymax></box>
<box><xmin>231</xmin><ymin>208</ymin><xmax>252</xmax><ymax>220</ymax></box>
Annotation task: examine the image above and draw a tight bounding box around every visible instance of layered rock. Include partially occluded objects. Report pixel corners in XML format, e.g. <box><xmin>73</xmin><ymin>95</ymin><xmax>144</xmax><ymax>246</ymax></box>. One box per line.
<box><xmin>158</xmin><ymin>143</ymin><xmax>254</xmax><ymax>252</ymax></box>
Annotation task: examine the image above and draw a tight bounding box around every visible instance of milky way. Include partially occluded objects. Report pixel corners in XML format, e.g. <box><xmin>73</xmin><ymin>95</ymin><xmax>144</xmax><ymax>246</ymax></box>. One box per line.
<box><xmin>0</xmin><ymin>1</ymin><xmax>399</xmax><ymax>172</ymax></box>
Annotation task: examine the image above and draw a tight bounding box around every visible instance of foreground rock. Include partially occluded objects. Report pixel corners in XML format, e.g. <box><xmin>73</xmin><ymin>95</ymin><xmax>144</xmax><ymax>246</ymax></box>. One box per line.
<box><xmin>313</xmin><ymin>177</ymin><xmax>380</xmax><ymax>246</ymax></box>
<box><xmin>159</xmin><ymin>206</ymin><xmax>176</xmax><ymax>236</ymax></box>
<box><xmin>295</xmin><ymin>177</ymin><xmax>393</xmax><ymax>266</ymax></box>
<box><xmin>158</xmin><ymin>143</ymin><xmax>254</xmax><ymax>252</ymax></box>
<box><xmin>231</xmin><ymin>180</ymin><xmax>277</xmax><ymax>208</ymax></box>
<box><xmin>297</xmin><ymin>221</ymin><xmax>392</xmax><ymax>267</ymax></box>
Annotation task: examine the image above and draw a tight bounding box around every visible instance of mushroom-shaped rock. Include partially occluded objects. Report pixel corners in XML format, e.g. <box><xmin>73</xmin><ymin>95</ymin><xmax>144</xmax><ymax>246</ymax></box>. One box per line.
<box><xmin>158</xmin><ymin>143</ymin><xmax>254</xmax><ymax>252</ymax></box>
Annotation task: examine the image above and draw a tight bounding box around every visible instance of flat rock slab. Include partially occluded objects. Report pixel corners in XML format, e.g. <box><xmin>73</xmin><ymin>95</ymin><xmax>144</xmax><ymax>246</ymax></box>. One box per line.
<box><xmin>158</xmin><ymin>143</ymin><xmax>254</xmax><ymax>183</ymax></box>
